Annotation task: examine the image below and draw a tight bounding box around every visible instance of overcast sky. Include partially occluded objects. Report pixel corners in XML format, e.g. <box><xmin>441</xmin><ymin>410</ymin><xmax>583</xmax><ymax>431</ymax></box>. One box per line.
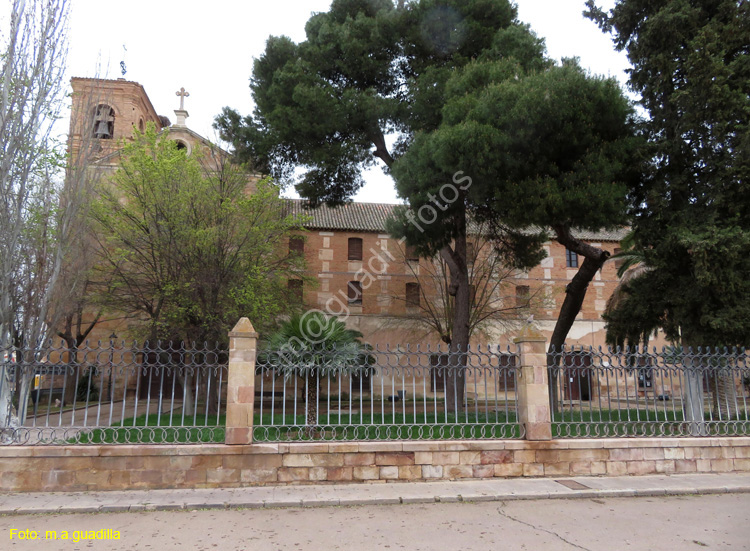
<box><xmin>66</xmin><ymin>0</ymin><xmax>628</xmax><ymax>204</ymax></box>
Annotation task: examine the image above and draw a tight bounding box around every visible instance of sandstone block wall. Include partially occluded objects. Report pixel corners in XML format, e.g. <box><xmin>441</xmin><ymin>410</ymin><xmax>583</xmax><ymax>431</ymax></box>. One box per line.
<box><xmin>2</xmin><ymin>438</ymin><xmax>749</xmax><ymax>493</ymax></box>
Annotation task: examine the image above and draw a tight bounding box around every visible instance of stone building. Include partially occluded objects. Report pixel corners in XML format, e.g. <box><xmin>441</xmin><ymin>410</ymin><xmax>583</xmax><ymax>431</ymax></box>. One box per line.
<box><xmin>283</xmin><ymin>200</ymin><xmax>626</xmax><ymax>351</ymax></box>
<box><xmin>68</xmin><ymin>76</ymin><xmax>626</xmax><ymax>352</ymax></box>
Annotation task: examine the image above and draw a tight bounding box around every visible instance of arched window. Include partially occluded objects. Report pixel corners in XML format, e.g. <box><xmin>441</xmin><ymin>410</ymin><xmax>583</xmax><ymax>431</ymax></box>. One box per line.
<box><xmin>138</xmin><ymin>118</ymin><xmax>145</xmax><ymax>132</ymax></box>
<box><xmin>92</xmin><ymin>104</ymin><xmax>115</xmax><ymax>139</ymax></box>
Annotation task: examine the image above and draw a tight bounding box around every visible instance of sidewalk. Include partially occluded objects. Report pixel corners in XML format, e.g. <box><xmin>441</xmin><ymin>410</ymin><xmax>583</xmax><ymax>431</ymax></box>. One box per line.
<box><xmin>1</xmin><ymin>473</ymin><xmax>749</xmax><ymax>515</ymax></box>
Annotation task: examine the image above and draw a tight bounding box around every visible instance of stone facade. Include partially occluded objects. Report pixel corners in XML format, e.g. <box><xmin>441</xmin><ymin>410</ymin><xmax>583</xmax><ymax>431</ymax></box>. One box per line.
<box><xmin>285</xmin><ymin>214</ymin><xmax>626</xmax><ymax>351</ymax></box>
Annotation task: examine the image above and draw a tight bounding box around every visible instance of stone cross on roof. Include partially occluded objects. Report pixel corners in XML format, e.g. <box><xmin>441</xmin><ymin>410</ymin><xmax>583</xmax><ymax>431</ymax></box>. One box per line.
<box><xmin>175</xmin><ymin>87</ymin><xmax>190</xmax><ymax>110</ymax></box>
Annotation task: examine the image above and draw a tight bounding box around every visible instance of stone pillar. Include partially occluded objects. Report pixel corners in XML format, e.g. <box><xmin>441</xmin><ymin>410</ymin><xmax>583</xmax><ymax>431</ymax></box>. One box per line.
<box><xmin>225</xmin><ymin>318</ymin><xmax>258</xmax><ymax>445</ymax></box>
<box><xmin>514</xmin><ymin>326</ymin><xmax>552</xmax><ymax>441</ymax></box>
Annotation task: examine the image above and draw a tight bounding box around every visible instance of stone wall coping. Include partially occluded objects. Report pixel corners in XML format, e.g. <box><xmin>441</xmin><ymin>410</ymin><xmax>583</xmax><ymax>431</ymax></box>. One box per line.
<box><xmin>2</xmin><ymin>437</ymin><xmax>750</xmax><ymax>459</ymax></box>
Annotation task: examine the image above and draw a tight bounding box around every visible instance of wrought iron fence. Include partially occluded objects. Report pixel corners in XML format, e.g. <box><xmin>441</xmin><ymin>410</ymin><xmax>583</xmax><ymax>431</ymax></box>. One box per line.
<box><xmin>254</xmin><ymin>344</ymin><xmax>523</xmax><ymax>441</ymax></box>
<box><xmin>549</xmin><ymin>346</ymin><xmax>750</xmax><ymax>438</ymax></box>
<box><xmin>0</xmin><ymin>341</ymin><xmax>228</xmax><ymax>445</ymax></box>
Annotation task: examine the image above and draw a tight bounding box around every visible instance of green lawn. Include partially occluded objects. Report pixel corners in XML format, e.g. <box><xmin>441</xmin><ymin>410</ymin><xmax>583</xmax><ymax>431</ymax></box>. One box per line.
<box><xmin>73</xmin><ymin>412</ymin><xmax>226</xmax><ymax>444</ymax></box>
<box><xmin>72</xmin><ymin>410</ymin><xmax>522</xmax><ymax>443</ymax></box>
<box><xmin>253</xmin><ymin>411</ymin><xmax>522</xmax><ymax>441</ymax></box>
<box><xmin>552</xmin><ymin>408</ymin><xmax>749</xmax><ymax>437</ymax></box>
<box><xmin>70</xmin><ymin>407</ymin><xmax>749</xmax><ymax>444</ymax></box>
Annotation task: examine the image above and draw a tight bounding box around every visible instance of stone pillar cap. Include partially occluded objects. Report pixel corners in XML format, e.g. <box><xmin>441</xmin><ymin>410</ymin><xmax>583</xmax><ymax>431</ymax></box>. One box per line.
<box><xmin>513</xmin><ymin>324</ymin><xmax>546</xmax><ymax>343</ymax></box>
<box><xmin>230</xmin><ymin>317</ymin><xmax>258</xmax><ymax>338</ymax></box>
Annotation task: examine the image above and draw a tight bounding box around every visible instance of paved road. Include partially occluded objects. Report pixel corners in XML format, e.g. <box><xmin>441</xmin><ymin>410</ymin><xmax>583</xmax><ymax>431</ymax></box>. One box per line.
<box><xmin>2</xmin><ymin>493</ymin><xmax>749</xmax><ymax>551</ymax></box>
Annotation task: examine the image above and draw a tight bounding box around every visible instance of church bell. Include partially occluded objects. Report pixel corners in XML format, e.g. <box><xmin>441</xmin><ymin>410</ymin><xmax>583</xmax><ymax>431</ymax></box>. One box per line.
<box><xmin>95</xmin><ymin>120</ymin><xmax>111</xmax><ymax>139</ymax></box>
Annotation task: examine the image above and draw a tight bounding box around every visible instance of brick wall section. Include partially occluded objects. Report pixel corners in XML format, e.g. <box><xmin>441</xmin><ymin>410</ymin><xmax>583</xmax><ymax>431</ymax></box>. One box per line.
<box><xmin>2</xmin><ymin>438</ymin><xmax>749</xmax><ymax>492</ymax></box>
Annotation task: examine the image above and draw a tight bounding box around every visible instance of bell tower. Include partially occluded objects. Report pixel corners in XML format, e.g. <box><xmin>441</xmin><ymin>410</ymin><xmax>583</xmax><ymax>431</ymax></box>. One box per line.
<box><xmin>68</xmin><ymin>77</ymin><xmax>163</xmax><ymax>166</ymax></box>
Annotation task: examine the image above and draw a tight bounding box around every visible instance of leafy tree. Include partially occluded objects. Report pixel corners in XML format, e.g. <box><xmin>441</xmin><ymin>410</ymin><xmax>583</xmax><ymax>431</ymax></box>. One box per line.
<box><xmin>92</xmin><ymin>126</ymin><xmax>307</xmax><ymax>413</ymax></box>
<box><xmin>389</xmin><ymin>60</ymin><xmax>641</xmax><ymax>408</ymax></box>
<box><xmin>217</xmin><ymin>0</ymin><xmax>549</xmax><ymax>411</ymax></box>
<box><xmin>217</xmin><ymin>0</ymin><xmax>546</xmax><ymax>206</ymax></box>
<box><xmin>587</xmin><ymin>1</ymin><xmax>750</xmax><ymax>427</ymax></box>
<box><xmin>0</xmin><ymin>0</ymin><xmax>87</xmax><ymax>431</ymax></box>
<box><xmin>263</xmin><ymin>312</ymin><xmax>369</xmax><ymax>433</ymax></box>
<box><xmin>92</xmin><ymin>125</ymin><xmax>307</xmax><ymax>345</ymax></box>
<box><xmin>218</xmin><ymin>1</ymin><xmax>640</xmax><ymax>413</ymax></box>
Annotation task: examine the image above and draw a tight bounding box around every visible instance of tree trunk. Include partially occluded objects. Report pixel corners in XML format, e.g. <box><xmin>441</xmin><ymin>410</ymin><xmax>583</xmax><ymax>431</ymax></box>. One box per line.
<box><xmin>62</xmin><ymin>345</ymin><xmax>79</xmax><ymax>407</ymax></box>
<box><xmin>681</xmin><ymin>336</ymin><xmax>707</xmax><ymax>436</ymax></box>
<box><xmin>204</xmin><ymin>368</ymin><xmax>220</xmax><ymax>416</ymax></box>
<box><xmin>0</xmin><ymin>360</ymin><xmax>17</xmax><ymax>440</ymax></box>
<box><xmin>15</xmin><ymin>357</ymin><xmax>33</xmax><ymax>427</ymax></box>
<box><xmin>709</xmin><ymin>370</ymin><xmax>738</xmax><ymax>420</ymax></box>
<box><xmin>58</xmin><ymin>310</ymin><xmax>99</xmax><ymax>407</ymax></box>
<box><xmin>441</xmin><ymin>209</ymin><xmax>470</xmax><ymax>414</ymax></box>
<box><xmin>547</xmin><ymin>226</ymin><xmax>610</xmax><ymax>412</ymax></box>
<box><xmin>447</xmin><ymin>263</ymin><xmax>470</xmax><ymax>415</ymax></box>
<box><xmin>179</xmin><ymin>370</ymin><xmax>195</xmax><ymax>416</ymax></box>
<box><xmin>305</xmin><ymin>372</ymin><xmax>318</xmax><ymax>437</ymax></box>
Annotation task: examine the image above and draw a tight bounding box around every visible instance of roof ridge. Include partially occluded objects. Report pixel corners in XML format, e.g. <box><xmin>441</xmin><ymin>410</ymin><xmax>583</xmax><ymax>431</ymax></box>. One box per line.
<box><xmin>284</xmin><ymin>198</ymin><xmax>402</xmax><ymax>208</ymax></box>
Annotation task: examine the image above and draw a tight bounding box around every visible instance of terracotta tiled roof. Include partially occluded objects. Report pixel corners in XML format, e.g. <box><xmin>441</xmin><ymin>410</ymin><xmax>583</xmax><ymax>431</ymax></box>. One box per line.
<box><xmin>285</xmin><ymin>199</ymin><xmax>628</xmax><ymax>242</ymax></box>
<box><xmin>568</xmin><ymin>228</ymin><xmax>630</xmax><ymax>242</ymax></box>
<box><xmin>285</xmin><ymin>199</ymin><xmax>398</xmax><ymax>233</ymax></box>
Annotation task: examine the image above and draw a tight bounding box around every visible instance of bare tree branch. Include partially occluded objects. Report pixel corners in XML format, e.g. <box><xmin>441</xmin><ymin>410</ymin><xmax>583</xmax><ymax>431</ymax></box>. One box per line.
<box><xmin>0</xmin><ymin>0</ymin><xmax>75</xmax><ymax>430</ymax></box>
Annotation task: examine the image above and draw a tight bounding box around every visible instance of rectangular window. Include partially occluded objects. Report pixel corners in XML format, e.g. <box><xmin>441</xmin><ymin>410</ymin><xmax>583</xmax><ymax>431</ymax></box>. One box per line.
<box><xmin>498</xmin><ymin>353</ymin><xmax>517</xmax><ymax>390</ymax></box>
<box><xmin>613</xmin><ymin>247</ymin><xmax>625</xmax><ymax>272</ymax></box>
<box><xmin>351</xmin><ymin>369</ymin><xmax>371</xmax><ymax>393</ymax></box>
<box><xmin>405</xmin><ymin>244</ymin><xmax>419</xmax><ymax>261</ymax></box>
<box><xmin>566</xmin><ymin>248</ymin><xmax>579</xmax><ymax>268</ymax></box>
<box><xmin>289</xmin><ymin>236</ymin><xmax>304</xmax><ymax>255</ymax></box>
<box><xmin>469</xmin><ymin>284</ymin><xmax>477</xmax><ymax>307</ymax></box>
<box><xmin>348</xmin><ymin>238</ymin><xmax>363</xmax><ymax>261</ymax></box>
<box><xmin>466</xmin><ymin>241</ymin><xmax>476</xmax><ymax>264</ymax></box>
<box><xmin>347</xmin><ymin>281</ymin><xmax>363</xmax><ymax>304</ymax></box>
<box><xmin>406</xmin><ymin>282</ymin><xmax>420</xmax><ymax>308</ymax></box>
<box><xmin>430</xmin><ymin>354</ymin><xmax>447</xmax><ymax>392</ymax></box>
<box><xmin>288</xmin><ymin>280</ymin><xmax>303</xmax><ymax>303</ymax></box>
<box><xmin>515</xmin><ymin>285</ymin><xmax>530</xmax><ymax>308</ymax></box>
<box><xmin>637</xmin><ymin>356</ymin><xmax>653</xmax><ymax>389</ymax></box>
